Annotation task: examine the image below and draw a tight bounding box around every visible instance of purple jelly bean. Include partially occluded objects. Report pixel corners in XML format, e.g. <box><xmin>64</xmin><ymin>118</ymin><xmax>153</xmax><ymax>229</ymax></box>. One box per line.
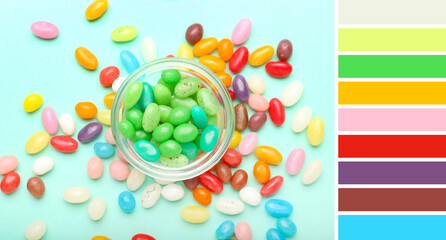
<box><xmin>232</xmin><ymin>74</ymin><xmax>249</xmax><ymax>102</ymax></box>
<box><xmin>78</xmin><ymin>122</ymin><xmax>103</xmax><ymax>143</ymax></box>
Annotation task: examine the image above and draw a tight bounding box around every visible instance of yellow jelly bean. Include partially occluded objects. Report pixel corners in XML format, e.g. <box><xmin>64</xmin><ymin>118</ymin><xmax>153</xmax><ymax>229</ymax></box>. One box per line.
<box><xmin>25</xmin><ymin>131</ymin><xmax>50</xmax><ymax>154</ymax></box>
<box><xmin>307</xmin><ymin>117</ymin><xmax>324</xmax><ymax>146</ymax></box>
<box><xmin>85</xmin><ymin>0</ymin><xmax>108</xmax><ymax>21</ymax></box>
<box><xmin>23</xmin><ymin>93</ymin><xmax>43</xmax><ymax>113</ymax></box>
<box><xmin>193</xmin><ymin>37</ymin><xmax>218</xmax><ymax>57</ymax></box>
<box><xmin>75</xmin><ymin>47</ymin><xmax>98</xmax><ymax>70</ymax></box>
<box><xmin>97</xmin><ymin>110</ymin><xmax>111</xmax><ymax>126</ymax></box>
<box><xmin>91</xmin><ymin>236</ymin><xmax>111</xmax><ymax>240</ymax></box>
<box><xmin>249</xmin><ymin>45</ymin><xmax>274</xmax><ymax>66</ymax></box>
<box><xmin>177</xmin><ymin>43</ymin><xmax>194</xmax><ymax>60</ymax></box>
<box><xmin>217</xmin><ymin>38</ymin><xmax>233</xmax><ymax>62</ymax></box>
<box><xmin>181</xmin><ymin>206</ymin><xmax>210</xmax><ymax>223</ymax></box>
<box><xmin>103</xmin><ymin>93</ymin><xmax>115</xmax><ymax>109</ymax></box>
<box><xmin>254</xmin><ymin>145</ymin><xmax>283</xmax><ymax>165</ymax></box>
<box><xmin>229</xmin><ymin>131</ymin><xmax>241</xmax><ymax>148</ymax></box>
<box><xmin>198</xmin><ymin>55</ymin><xmax>226</xmax><ymax>73</ymax></box>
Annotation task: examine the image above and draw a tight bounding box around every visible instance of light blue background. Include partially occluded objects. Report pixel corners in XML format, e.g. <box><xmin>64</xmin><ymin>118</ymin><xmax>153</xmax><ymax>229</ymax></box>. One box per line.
<box><xmin>0</xmin><ymin>0</ymin><xmax>333</xmax><ymax>239</ymax></box>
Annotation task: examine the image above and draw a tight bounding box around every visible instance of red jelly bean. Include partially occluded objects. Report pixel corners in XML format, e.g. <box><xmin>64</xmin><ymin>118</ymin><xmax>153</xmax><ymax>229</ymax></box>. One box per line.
<box><xmin>50</xmin><ymin>135</ymin><xmax>79</xmax><ymax>153</ymax></box>
<box><xmin>228</xmin><ymin>89</ymin><xmax>235</xmax><ymax>100</ymax></box>
<box><xmin>265</xmin><ymin>61</ymin><xmax>292</xmax><ymax>78</ymax></box>
<box><xmin>1</xmin><ymin>172</ymin><xmax>20</xmax><ymax>194</ymax></box>
<box><xmin>260</xmin><ymin>176</ymin><xmax>283</xmax><ymax>197</ymax></box>
<box><xmin>229</xmin><ymin>47</ymin><xmax>249</xmax><ymax>73</ymax></box>
<box><xmin>166</xmin><ymin>55</ymin><xmax>174</xmax><ymax>58</ymax></box>
<box><xmin>183</xmin><ymin>176</ymin><xmax>199</xmax><ymax>190</ymax></box>
<box><xmin>198</xmin><ymin>172</ymin><xmax>223</xmax><ymax>194</ymax></box>
<box><xmin>132</xmin><ymin>233</ymin><xmax>156</xmax><ymax>240</ymax></box>
<box><xmin>268</xmin><ymin>98</ymin><xmax>285</xmax><ymax>126</ymax></box>
<box><xmin>221</xmin><ymin>148</ymin><xmax>242</xmax><ymax>167</ymax></box>
<box><xmin>99</xmin><ymin>66</ymin><xmax>120</xmax><ymax>87</ymax></box>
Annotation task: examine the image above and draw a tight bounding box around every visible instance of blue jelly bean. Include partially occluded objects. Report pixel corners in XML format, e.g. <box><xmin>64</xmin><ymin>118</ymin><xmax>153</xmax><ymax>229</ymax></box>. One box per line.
<box><xmin>266</xmin><ymin>228</ymin><xmax>286</xmax><ymax>240</ymax></box>
<box><xmin>118</xmin><ymin>191</ymin><xmax>135</xmax><ymax>213</ymax></box>
<box><xmin>265</xmin><ymin>199</ymin><xmax>293</xmax><ymax>218</ymax></box>
<box><xmin>276</xmin><ymin>218</ymin><xmax>297</xmax><ymax>237</ymax></box>
<box><xmin>216</xmin><ymin>220</ymin><xmax>235</xmax><ymax>240</ymax></box>
<box><xmin>94</xmin><ymin>142</ymin><xmax>115</xmax><ymax>158</ymax></box>
<box><xmin>200</xmin><ymin>124</ymin><xmax>219</xmax><ymax>152</ymax></box>
<box><xmin>138</xmin><ymin>82</ymin><xmax>155</xmax><ymax>110</ymax></box>
<box><xmin>180</xmin><ymin>142</ymin><xmax>199</xmax><ymax>160</ymax></box>
<box><xmin>191</xmin><ymin>105</ymin><xmax>208</xmax><ymax>129</ymax></box>
<box><xmin>134</xmin><ymin>140</ymin><xmax>160</xmax><ymax>162</ymax></box>
<box><xmin>120</xmin><ymin>50</ymin><xmax>140</xmax><ymax>74</ymax></box>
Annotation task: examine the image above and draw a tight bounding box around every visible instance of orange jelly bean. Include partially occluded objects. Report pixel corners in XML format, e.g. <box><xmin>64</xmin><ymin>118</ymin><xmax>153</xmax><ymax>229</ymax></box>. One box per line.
<box><xmin>85</xmin><ymin>0</ymin><xmax>108</xmax><ymax>21</ymax></box>
<box><xmin>217</xmin><ymin>38</ymin><xmax>234</xmax><ymax>61</ymax></box>
<box><xmin>193</xmin><ymin>37</ymin><xmax>218</xmax><ymax>57</ymax></box>
<box><xmin>216</xmin><ymin>72</ymin><xmax>232</xmax><ymax>87</ymax></box>
<box><xmin>103</xmin><ymin>93</ymin><xmax>116</xmax><ymax>109</ymax></box>
<box><xmin>254</xmin><ymin>145</ymin><xmax>283</xmax><ymax>165</ymax></box>
<box><xmin>249</xmin><ymin>45</ymin><xmax>275</xmax><ymax>66</ymax></box>
<box><xmin>75</xmin><ymin>102</ymin><xmax>98</xmax><ymax>119</ymax></box>
<box><xmin>193</xmin><ymin>187</ymin><xmax>212</xmax><ymax>206</ymax></box>
<box><xmin>253</xmin><ymin>160</ymin><xmax>271</xmax><ymax>184</ymax></box>
<box><xmin>75</xmin><ymin>47</ymin><xmax>98</xmax><ymax>70</ymax></box>
<box><xmin>199</xmin><ymin>55</ymin><xmax>226</xmax><ymax>73</ymax></box>
<box><xmin>91</xmin><ymin>236</ymin><xmax>111</xmax><ymax>240</ymax></box>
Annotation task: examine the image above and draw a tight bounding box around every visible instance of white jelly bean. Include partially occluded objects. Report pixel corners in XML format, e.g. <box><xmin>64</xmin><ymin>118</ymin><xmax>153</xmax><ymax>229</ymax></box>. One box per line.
<box><xmin>58</xmin><ymin>113</ymin><xmax>75</xmax><ymax>136</ymax></box>
<box><xmin>141</xmin><ymin>183</ymin><xmax>161</xmax><ymax>208</ymax></box>
<box><xmin>301</xmin><ymin>160</ymin><xmax>322</xmax><ymax>185</ymax></box>
<box><xmin>88</xmin><ymin>198</ymin><xmax>106</xmax><ymax>221</ymax></box>
<box><xmin>216</xmin><ymin>198</ymin><xmax>245</xmax><ymax>215</ymax></box>
<box><xmin>32</xmin><ymin>156</ymin><xmax>54</xmax><ymax>176</ymax></box>
<box><xmin>141</xmin><ymin>37</ymin><xmax>157</xmax><ymax>63</ymax></box>
<box><xmin>247</xmin><ymin>75</ymin><xmax>265</xmax><ymax>94</ymax></box>
<box><xmin>281</xmin><ymin>81</ymin><xmax>303</xmax><ymax>107</ymax></box>
<box><xmin>161</xmin><ymin>183</ymin><xmax>184</xmax><ymax>201</ymax></box>
<box><xmin>127</xmin><ymin>168</ymin><xmax>146</xmax><ymax>191</ymax></box>
<box><xmin>291</xmin><ymin>106</ymin><xmax>312</xmax><ymax>133</ymax></box>
<box><xmin>239</xmin><ymin>186</ymin><xmax>261</xmax><ymax>206</ymax></box>
<box><xmin>112</xmin><ymin>76</ymin><xmax>127</xmax><ymax>93</ymax></box>
<box><xmin>62</xmin><ymin>187</ymin><xmax>91</xmax><ymax>203</ymax></box>
<box><xmin>154</xmin><ymin>178</ymin><xmax>175</xmax><ymax>185</ymax></box>
<box><xmin>25</xmin><ymin>220</ymin><xmax>46</xmax><ymax>240</ymax></box>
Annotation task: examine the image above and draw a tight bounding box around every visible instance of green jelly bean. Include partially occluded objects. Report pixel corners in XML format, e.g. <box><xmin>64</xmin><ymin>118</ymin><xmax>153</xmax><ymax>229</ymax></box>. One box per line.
<box><xmin>157</xmin><ymin>78</ymin><xmax>175</xmax><ymax>92</ymax></box>
<box><xmin>200</xmin><ymin>125</ymin><xmax>219</xmax><ymax>152</ymax></box>
<box><xmin>181</xmin><ymin>142</ymin><xmax>199</xmax><ymax>160</ymax></box>
<box><xmin>150</xmin><ymin>138</ymin><xmax>160</xmax><ymax>148</ymax></box>
<box><xmin>125</xmin><ymin>108</ymin><xmax>143</xmax><ymax>130</ymax></box>
<box><xmin>170</xmin><ymin>96</ymin><xmax>197</xmax><ymax>110</ymax></box>
<box><xmin>174</xmin><ymin>77</ymin><xmax>201</xmax><ymax>98</ymax></box>
<box><xmin>169</xmin><ymin>106</ymin><xmax>191</xmax><ymax>125</ymax></box>
<box><xmin>111</xmin><ymin>26</ymin><xmax>138</xmax><ymax>42</ymax></box>
<box><xmin>119</xmin><ymin>120</ymin><xmax>136</xmax><ymax>139</ymax></box>
<box><xmin>194</xmin><ymin>134</ymin><xmax>201</xmax><ymax>149</ymax></box>
<box><xmin>159</xmin><ymin>105</ymin><xmax>173</xmax><ymax>123</ymax></box>
<box><xmin>160</xmin><ymin>154</ymin><xmax>188</xmax><ymax>168</ymax></box>
<box><xmin>161</xmin><ymin>69</ymin><xmax>181</xmax><ymax>85</ymax></box>
<box><xmin>154</xmin><ymin>83</ymin><xmax>172</xmax><ymax>105</ymax></box>
<box><xmin>131</xmin><ymin>130</ymin><xmax>152</xmax><ymax>142</ymax></box>
<box><xmin>134</xmin><ymin>140</ymin><xmax>160</xmax><ymax>162</ymax></box>
<box><xmin>191</xmin><ymin>105</ymin><xmax>208</xmax><ymax>129</ymax></box>
<box><xmin>123</xmin><ymin>81</ymin><xmax>143</xmax><ymax>109</ymax></box>
<box><xmin>142</xmin><ymin>103</ymin><xmax>160</xmax><ymax>132</ymax></box>
<box><xmin>159</xmin><ymin>140</ymin><xmax>182</xmax><ymax>158</ymax></box>
<box><xmin>197</xmin><ymin>88</ymin><xmax>219</xmax><ymax>116</ymax></box>
<box><xmin>173</xmin><ymin>123</ymin><xmax>198</xmax><ymax>143</ymax></box>
<box><xmin>138</xmin><ymin>82</ymin><xmax>154</xmax><ymax>109</ymax></box>
<box><xmin>208</xmin><ymin>114</ymin><xmax>218</xmax><ymax>126</ymax></box>
<box><xmin>152</xmin><ymin>123</ymin><xmax>174</xmax><ymax>143</ymax></box>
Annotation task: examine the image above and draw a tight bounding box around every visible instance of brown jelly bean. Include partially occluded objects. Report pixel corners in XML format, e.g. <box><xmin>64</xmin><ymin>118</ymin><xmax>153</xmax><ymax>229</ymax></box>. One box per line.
<box><xmin>277</xmin><ymin>39</ymin><xmax>293</xmax><ymax>61</ymax></box>
<box><xmin>235</xmin><ymin>103</ymin><xmax>248</xmax><ymax>132</ymax></box>
<box><xmin>183</xmin><ymin>176</ymin><xmax>199</xmax><ymax>190</ymax></box>
<box><xmin>185</xmin><ymin>23</ymin><xmax>203</xmax><ymax>45</ymax></box>
<box><xmin>27</xmin><ymin>176</ymin><xmax>45</xmax><ymax>198</ymax></box>
<box><xmin>215</xmin><ymin>162</ymin><xmax>232</xmax><ymax>183</ymax></box>
<box><xmin>231</xmin><ymin>169</ymin><xmax>248</xmax><ymax>190</ymax></box>
<box><xmin>248</xmin><ymin>112</ymin><xmax>267</xmax><ymax>131</ymax></box>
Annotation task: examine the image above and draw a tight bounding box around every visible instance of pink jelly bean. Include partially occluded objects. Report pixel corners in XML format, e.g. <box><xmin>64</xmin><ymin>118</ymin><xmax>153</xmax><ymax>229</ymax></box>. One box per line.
<box><xmin>286</xmin><ymin>148</ymin><xmax>305</xmax><ymax>175</ymax></box>
<box><xmin>30</xmin><ymin>21</ymin><xmax>59</xmax><ymax>39</ymax></box>
<box><xmin>231</xmin><ymin>19</ymin><xmax>252</xmax><ymax>45</ymax></box>
<box><xmin>109</xmin><ymin>160</ymin><xmax>129</xmax><ymax>181</ymax></box>
<box><xmin>238</xmin><ymin>132</ymin><xmax>258</xmax><ymax>156</ymax></box>
<box><xmin>248</xmin><ymin>94</ymin><xmax>269</xmax><ymax>112</ymax></box>
<box><xmin>234</xmin><ymin>221</ymin><xmax>252</xmax><ymax>240</ymax></box>
<box><xmin>105</xmin><ymin>128</ymin><xmax>116</xmax><ymax>145</ymax></box>
<box><xmin>0</xmin><ymin>155</ymin><xmax>18</xmax><ymax>175</ymax></box>
<box><xmin>42</xmin><ymin>106</ymin><xmax>58</xmax><ymax>134</ymax></box>
<box><xmin>116</xmin><ymin>149</ymin><xmax>129</xmax><ymax>163</ymax></box>
<box><xmin>87</xmin><ymin>156</ymin><xmax>104</xmax><ymax>179</ymax></box>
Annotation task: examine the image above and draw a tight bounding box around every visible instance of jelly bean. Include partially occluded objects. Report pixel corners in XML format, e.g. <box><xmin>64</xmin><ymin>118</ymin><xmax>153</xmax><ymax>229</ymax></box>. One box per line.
<box><xmin>25</xmin><ymin>220</ymin><xmax>46</xmax><ymax>240</ymax></box>
<box><xmin>120</xmin><ymin>50</ymin><xmax>140</xmax><ymax>73</ymax></box>
<box><xmin>103</xmin><ymin>93</ymin><xmax>116</xmax><ymax>109</ymax></box>
<box><xmin>161</xmin><ymin>183</ymin><xmax>184</xmax><ymax>201</ymax></box>
<box><xmin>183</xmin><ymin>176</ymin><xmax>199</xmax><ymax>190</ymax></box>
<box><xmin>233</xmin><ymin>75</ymin><xmax>249</xmax><ymax>102</ymax></box>
<box><xmin>199</xmin><ymin>55</ymin><xmax>226</xmax><ymax>73</ymax></box>
<box><xmin>154</xmin><ymin>83</ymin><xmax>172</xmax><ymax>105</ymax></box>
<box><xmin>249</xmin><ymin>45</ymin><xmax>274</xmax><ymax>66</ymax></box>
<box><xmin>281</xmin><ymin>81</ymin><xmax>303</xmax><ymax>107</ymax></box>
<box><xmin>277</xmin><ymin>39</ymin><xmax>293</xmax><ymax>61</ymax></box>
<box><xmin>197</xmin><ymin>88</ymin><xmax>219</xmax><ymax>115</ymax></box>
<box><xmin>166</xmin><ymin>55</ymin><xmax>175</xmax><ymax>58</ymax></box>
<box><xmin>23</xmin><ymin>93</ymin><xmax>43</xmax><ymax>112</ymax></box>
<box><xmin>235</xmin><ymin>222</ymin><xmax>252</xmax><ymax>240</ymax></box>
<box><xmin>216</xmin><ymin>72</ymin><xmax>232</xmax><ymax>88</ymax></box>
<box><xmin>159</xmin><ymin>140</ymin><xmax>182</xmax><ymax>158</ymax></box>
<box><xmin>174</xmin><ymin>77</ymin><xmax>201</xmax><ymax>98</ymax></box>
<box><xmin>85</xmin><ymin>0</ymin><xmax>108</xmax><ymax>20</ymax></box>
<box><xmin>112</xmin><ymin>25</ymin><xmax>137</xmax><ymax>42</ymax></box>
<box><xmin>0</xmin><ymin>155</ymin><xmax>18</xmax><ymax>175</ymax></box>
<box><xmin>199</xmin><ymin>125</ymin><xmax>218</xmax><ymax>152</ymax></box>
<box><xmin>124</xmin><ymin>108</ymin><xmax>142</xmax><ymax>130</ymax></box>
<box><xmin>59</xmin><ymin>113</ymin><xmax>75</xmax><ymax>136</ymax></box>
<box><xmin>255</xmin><ymin>145</ymin><xmax>283</xmax><ymax>165</ymax></box>
<box><xmin>269</xmin><ymin>98</ymin><xmax>285</xmax><ymax>126</ymax></box>
<box><xmin>253</xmin><ymin>160</ymin><xmax>270</xmax><ymax>184</ymax></box>
<box><xmin>222</xmin><ymin>148</ymin><xmax>242</xmax><ymax>167</ymax></box>
<box><xmin>301</xmin><ymin>160</ymin><xmax>322</xmax><ymax>185</ymax></box>
<box><xmin>267</xmin><ymin>228</ymin><xmax>286</xmax><ymax>240</ymax></box>
<box><xmin>277</xmin><ymin>218</ymin><xmax>297</xmax><ymax>237</ymax></box>
<box><xmin>178</xmin><ymin>43</ymin><xmax>194</xmax><ymax>60</ymax></box>
<box><xmin>123</xmin><ymin>81</ymin><xmax>143</xmax><ymax>109</ymax></box>
<box><xmin>154</xmin><ymin>178</ymin><xmax>175</xmax><ymax>185</ymax></box>
<box><xmin>141</xmin><ymin>37</ymin><xmax>157</xmax><ymax>62</ymax></box>
<box><xmin>265</xmin><ymin>61</ymin><xmax>292</xmax><ymax>78</ymax></box>
<box><xmin>160</xmin><ymin>154</ymin><xmax>188</xmax><ymax>167</ymax></box>
<box><xmin>25</xmin><ymin>131</ymin><xmax>50</xmax><ymax>154</ymax></box>
<box><xmin>112</xmin><ymin>76</ymin><xmax>127</xmax><ymax>92</ymax></box>
<box><xmin>248</xmin><ymin>112</ymin><xmax>267</xmax><ymax>131</ymax></box>
<box><xmin>199</xmin><ymin>172</ymin><xmax>223</xmax><ymax>193</ymax></box>
<box><xmin>27</xmin><ymin>176</ymin><xmax>45</xmax><ymax>198</ymax></box>
<box><xmin>215</xmin><ymin>162</ymin><xmax>232</xmax><ymax>183</ymax></box>
<box><xmin>181</xmin><ymin>142</ymin><xmax>199</xmax><ymax>160</ymax></box>
<box><xmin>217</xmin><ymin>38</ymin><xmax>234</xmax><ymax>62</ymax></box>
<box><xmin>78</xmin><ymin>122</ymin><xmax>102</xmax><ymax>143</ymax></box>
<box><xmin>141</xmin><ymin>183</ymin><xmax>161</xmax><ymax>208</ymax></box>
<box><xmin>152</xmin><ymin>123</ymin><xmax>174</xmax><ymax>143</ymax></box>
<box><xmin>171</xmin><ymin>96</ymin><xmax>198</xmax><ymax>110</ymax></box>
<box><xmin>232</xmin><ymin>19</ymin><xmax>251</xmax><ymax>45</ymax></box>
<box><xmin>265</xmin><ymin>199</ymin><xmax>293</xmax><ymax>217</ymax></box>
<box><xmin>229</xmin><ymin>47</ymin><xmax>249</xmax><ymax>73</ymax></box>
<box><xmin>138</xmin><ymin>82</ymin><xmax>155</xmax><ymax>109</ymax></box>
<box><xmin>142</xmin><ymin>103</ymin><xmax>160</xmax><ymax>132</ymax></box>
<box><xmin>248</xmin><ymin>94</ymin><xmax>269</xmax><ymax>112</ymax></box>
<box><xmin>234</xmin><ymin>103</ymin><xmax>248</xmax><ymax>132</ymax></box>
<box><xmin>193</xmin><ymin>37</ymin><xmax>218</xmax><ymax>57</ymax></box>
<box><xmin>307</xmin><ymin>117</ymin><xmax>324</xmax><ymax>146</ymax></box>
<box><xmin>119</xmin><ymin>120</ymin><xmax>136</xmax><ymax>139</ymax></box>
<box><xmin>94</xmin><ymin>142</ymin><xmax>115</xmax><ymax>158</ymax></box>
<box><xmin>97</xmin><ymin>109</ymin><xmax>111</xmax><ymax>126</ymax></box>
<box><xmin>207</xmin><ymin>115</ymin><xmax>218</xmax><ymax>126</ymax></box>
<box><xmin>75</xmin><ymin>102</ymin><xmax>98</xmax><ymax>119</ymax></box>
<box><xmin>286</xmin><ymin>148</ymin><xmax>305</xmax><ymax>175</ymax></box>
<box><xmin>88</xmin><ymin>198</ymin><xmax>106</xmax><ymax>221</ymax></box>
<box><xmin>190</xmin><ymin>105</ymin><xmax>208</xmax><ymax>129</ymax></box>
<box><xmin>42</xmin><ymin>106</ymin><xmax>58</xmax><ymax>134</ymax></box>
<box><xmin>119</xmin><ymin>191</ymin><xmax>136</xmax><ymax>213</ymax></box>
<box><xmin>216</xmin><ymin>220</ymin><xmax>235</xmax><ymax>240</ymax></box>
<box><xmin>32</xmin><ymin>156</ymin><xmax>54</xmax><ymax>176</ymax></box>
<box><xmin>1</xmin><ymin>172</ymin><xmax>20</xmax><ymax>194</ymax></box>
<box><xmin>169</xmin><ymin>106</ymin><xmax>191</xmax><ymax>125</ymax></box>
<box><xmin>228</xmin><ymin>89</ymin><xmax>235</xmax><ymax>100</ymax></box>
<box><xmin>173</xmin><ymin>123</ymin><xmax>198</xmax><ymax>143</ymax></box>
<box><xmin>105</xmin><ymin>128</ymin><xmax>115</xmax><ymax>145</ymax></box>
<box><xmin>134</xmin><ymin>140</ymin><xmax>160</xmax><ymax>162</ymax></box>
<box><xmin>127</xmin><ymin>168</ymin><xmax>145</xmax><ymax>191</ymax></box>
<box><xmin>229</xmin><ymin>131</ymin><xmax>241</xmax><ymax>148</ymax></box>
<box><xmin>31</xmin><ymin>21</ymin><xmax>58</xmax><ymax>39</ymax></box>
<box><xmin>75</xmin><ymin>47</ymin><xmax>98</xmax><ymax>70</ymax></box>
<box><xmin>88</xmin><ymin>156</ymin><xmax>104</xmax><ymax>179</ymax></box>
<box><xmin>132</xmin><ymin>233</ymin><xmax>156</xmax><ymax>240</ymax></box>
<box><xmin>216</xmin><ymin>198</ymin><xmax>244</xmax><ymax>215</ymax></box>
<box><xmin>92</xmin><ymin>236</ymin><xmax>111</xmax><ymax>240</ymax></box>
<box><xmin>261</xmin><ymin>176</ymin><xmax>284</xmax><ymax>197</ymax></box>
<box><xmin>161</xmin><ymin>69</ymin><xmax>181</xmax><ymax>85</ymax></box>
<box><xmin>238</xmin><ymin>132</ymin><xmax>258</xmax><ymax>156</ymax></box>
<box><xmin>291</xmin><ymin>106</ymin><xmax>312</xmax><ymax>133</ymax></box>
<box><xmin>248</xmin><ymin>75</ymin><xmax>266</xmax><ymax>95</ymax></box>
<box><xmin>231</xmin><ymin>169</ymin><xmax>248</xmax><ymax>190</ymax></box>
<box><xmin>185</xmin><ymin>23</ymin><xmax>203</xmax><ymax>45</ymax></box>
<box><xmin>99</xmin><ymin>66</ymin><xmax>119</xmax><ymax>87</ymax></box>
<box><xmin>181</xmin><ymin>206</ymin><xmax>210</xmax><ymax>223</ymax></box>
<box><xmin>239</xmin><ymin>187</ymin><xmax>261</xmax><ymax>206</ymax></box>
<box><xmin>50</xmin><ymin>135</ymin><xmax>78</xmax><ymax>153</ymax></box>
<box><xmin>63</xmin><ymin>186</ymin><xmax>91</xmax><ymax>203</ymax></box>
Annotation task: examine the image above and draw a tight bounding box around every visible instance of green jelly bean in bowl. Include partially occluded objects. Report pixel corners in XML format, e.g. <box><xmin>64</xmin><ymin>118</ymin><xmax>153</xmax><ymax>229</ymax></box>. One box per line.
<box><xmin>111</xmin><ymin>58</ymin><xmax>235</xmax><ymax>181</ymax></box>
